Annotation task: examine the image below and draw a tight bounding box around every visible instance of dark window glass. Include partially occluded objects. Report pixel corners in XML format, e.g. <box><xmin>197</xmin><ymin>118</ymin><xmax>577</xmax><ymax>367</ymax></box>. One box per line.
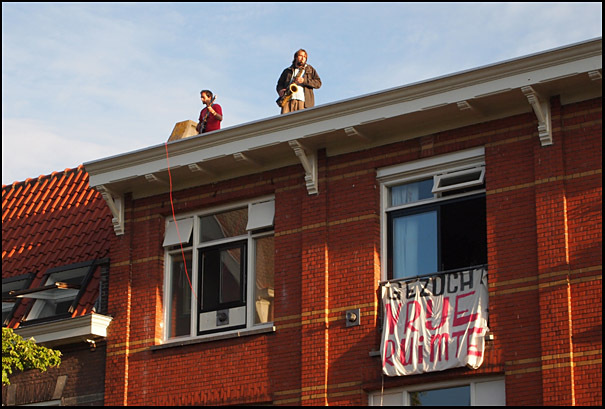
<box><xmin>410</xmin><ymin>385</ymin><xmax>470</xmax><ymax>406</ymax></box>
<box><xmin>200</xmin><ymin>208</ymin><xmax>247</xmax><ymax>243</ymax></box>
<box><xmin>199</xmin><ymin>242</ymin><xmax>246</xmax><ymax>312</ymax></box>
<box><xmin>389</xmin><ymin>194</ymin><xmax>486</xmax><ymax>279</ymax></box>
<box><xmin>168</xmin><ymin>252</ymin><xmax>192</xmax><ymax>338</ymax></box>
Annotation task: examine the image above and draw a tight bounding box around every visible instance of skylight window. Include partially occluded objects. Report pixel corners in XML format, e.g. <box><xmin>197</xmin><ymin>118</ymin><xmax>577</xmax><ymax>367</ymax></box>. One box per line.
<box><xmin>2</xmin><ymin>274</ymin><xmax>34</xmax><ymax>326</ymax></box>
<box><xmin>11</xmin><ymin>260</ymin><xmax>106</xmax><ymax>323</ymax></box>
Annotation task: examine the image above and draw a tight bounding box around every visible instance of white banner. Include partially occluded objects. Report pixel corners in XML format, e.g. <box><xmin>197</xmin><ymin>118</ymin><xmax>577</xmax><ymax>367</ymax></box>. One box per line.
<box><xmin>381</xmin><ymin>268</ymin><xmax>489</xmax><ymax>376</ymax></box>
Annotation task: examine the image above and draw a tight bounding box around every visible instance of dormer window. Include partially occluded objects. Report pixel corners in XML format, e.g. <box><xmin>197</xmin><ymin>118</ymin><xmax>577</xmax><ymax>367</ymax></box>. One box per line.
<box><xmin>12</xmin><ymin>260</ymin><xmax>102</xmax><ymax>323</ymax></box>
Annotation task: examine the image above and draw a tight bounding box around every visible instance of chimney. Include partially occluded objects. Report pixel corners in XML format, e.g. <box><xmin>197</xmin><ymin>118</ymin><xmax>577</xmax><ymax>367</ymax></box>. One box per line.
<box><xmin>167</xmin><ymin>120</ymin><xmax>198</xmax><ymax>142</ymax></box>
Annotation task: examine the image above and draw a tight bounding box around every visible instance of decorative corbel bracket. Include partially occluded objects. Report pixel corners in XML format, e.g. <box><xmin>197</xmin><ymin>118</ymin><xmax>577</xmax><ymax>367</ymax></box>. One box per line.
<box><xmin>234</xmin><ymin>152</ymin><xmax>261</xmax><ymax>167</ymax></box>
<box><xmin>188</xmin><ymin>163</ymin><xmax>216</xmax><ymax>176</ymax></box>
<box><xmin>588</xmin><ymin>70</ymin><xmax>602</xmax><ymax>81</ymax></box>
<box><xmin>344</xmin><ymin>126</ymin><xmax>371</xmax><ymax>142</ymax></box>
<box><xmin>456</xmin><ymin>100</ymin><xmax>482</xmax><ymax>115</ymax></box>
<box><xmin>288</xmin><ymin>140</ymin><xmax>318</xmax><ymax>195</ymax></box>
<box><xmin>521</xmin><ymin>86</ymin><xmax>552</xmax><ymax>146</ymax></box>
<box><xmin>97</xmin><ymin>185</ymin><xmax>124</xmax><ymax>235</ymax></box>
<box><xmin>144</xmin><ymin>173</ymin><xmax>167</xmax><ymax>184</ymax></box>
<box><xmin>456</xmin><ymin>100</ymin><xmax>473</xmax><ymax>111</ymax></box>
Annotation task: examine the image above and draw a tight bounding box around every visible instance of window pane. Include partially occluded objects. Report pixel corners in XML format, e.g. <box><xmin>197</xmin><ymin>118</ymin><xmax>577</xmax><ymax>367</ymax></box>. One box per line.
<box><xmin>393</xmin><ymin>211</ymin><xmax>437</xmax><ymax>278</ymax></box>
<box><xmin>47</xmin><ymin>265</ymin><xmax>89</xmax><ymax>286</ymax></box>
<box><xmin>34</xmin><ymin>299</ymin><xmax>67</xmax><ymax>319</ymax></box>
<box><xmin>200</xmin><ymin>207</ymin><xmax>248</xmax><ymax>243</ymax></box>
<box><xmin>254</xmin><ymin>236</ymin><xmax>274</xmax><ymax>324</ymax></box>
<box><xmin>440</xmin><ymin>195</ymin><xmax>487</xmax><ymax>271</ymax></box>
<box><xmin>220</xmin><ymin>247</ymin><xmax>242</xmax><ymax>304</ymax></box>
<box><xmin>201</xmin><ymin>249</ymin><xmax>221</xmax><ymax>311</ymax></box>
<box><xmin>2</xmin><ymin>277</ymin><xmax>30</xmax><ymax>324</ymax></box>
<box><xmin>410</xmin><ymin>385</ymin><xmax>470</xmax><ymax>406</ymax></box>
<box><xmin>391</xmin><ymin>179</ymin><xmax>433</xmax><ymax>207</ymax></box>
<box><xmin>200</xmin><ymin>244</ymin><xmax>244</xmax><ymax>311</ymax></box>
<box><xmin>168</xmin><ymin>252</ymin><xmax>192</xmax><ymax>338</ymax></box>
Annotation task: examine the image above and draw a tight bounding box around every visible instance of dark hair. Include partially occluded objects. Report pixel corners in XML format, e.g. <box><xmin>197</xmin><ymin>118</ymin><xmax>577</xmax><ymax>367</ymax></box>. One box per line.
<box><xmin>200</xmin><ymin>90</ymin><xmax>213</xmax><ymax>99</ymax></box>
<box><xmin>291</xmin><ymin>49</ymin><xmax>307</xmax><ymax>65</ymax></box>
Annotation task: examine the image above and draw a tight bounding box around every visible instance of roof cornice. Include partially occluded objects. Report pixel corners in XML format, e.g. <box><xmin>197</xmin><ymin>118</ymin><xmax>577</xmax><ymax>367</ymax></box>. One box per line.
<box><xmin>84</xmin><ymin>38</ymin><xmax>602</xmax><ymax>204</ymax></box>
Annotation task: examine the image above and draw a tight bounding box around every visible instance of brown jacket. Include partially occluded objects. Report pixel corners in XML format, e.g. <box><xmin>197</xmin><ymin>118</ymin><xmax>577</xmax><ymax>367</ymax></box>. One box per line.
<box><xmin>276</xmin><ymin>64</ymin><xmax>322</xmax><ymax>109</ymax></box>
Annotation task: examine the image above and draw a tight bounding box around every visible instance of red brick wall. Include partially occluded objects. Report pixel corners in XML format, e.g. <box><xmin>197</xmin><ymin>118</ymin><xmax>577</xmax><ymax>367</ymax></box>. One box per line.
<box><xmin>560</xmin><ymin>97</ymin><xmax>602</xmax><ymax>405</ymax></box>
<box><xmin>2</xmin><ymin>342</ymin><xmax>107</xmax><ymax>406</ymax></box>
<box><xmin>103</xmin><ymin>97</ymin><xmax>601</xmax><ymax>405</ymax></box>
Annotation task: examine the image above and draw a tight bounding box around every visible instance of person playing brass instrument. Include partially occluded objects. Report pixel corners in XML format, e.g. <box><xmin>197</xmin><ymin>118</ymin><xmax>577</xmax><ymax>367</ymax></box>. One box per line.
<box><xmin>276</xmin><ymin>49</ymin><xmax>322</xmax><ymax>114</ymax></box>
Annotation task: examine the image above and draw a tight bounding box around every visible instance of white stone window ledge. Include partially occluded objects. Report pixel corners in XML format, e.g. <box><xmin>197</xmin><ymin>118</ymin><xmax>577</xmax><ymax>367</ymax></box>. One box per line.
<box><xmin>151</xmin><ymin>324</ymin><xmax>275</xmax><ymax>351</ymax></box>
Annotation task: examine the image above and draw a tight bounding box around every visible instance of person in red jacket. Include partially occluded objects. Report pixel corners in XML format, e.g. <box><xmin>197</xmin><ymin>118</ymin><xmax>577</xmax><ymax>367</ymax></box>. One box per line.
<box><xmin>197</xmin><ymin>90</ymin><xmax>223</xmax><ymax>133</ymax></box>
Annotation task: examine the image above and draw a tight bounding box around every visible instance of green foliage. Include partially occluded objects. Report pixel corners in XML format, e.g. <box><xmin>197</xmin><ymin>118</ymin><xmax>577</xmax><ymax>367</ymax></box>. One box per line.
<box><xmin>2</xmin><ymin>327</ymin><xmax>62</xmax><ymax>385</ymax></box>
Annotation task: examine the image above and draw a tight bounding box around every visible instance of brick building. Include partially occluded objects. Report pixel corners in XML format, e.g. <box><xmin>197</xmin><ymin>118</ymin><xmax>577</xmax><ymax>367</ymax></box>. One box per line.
<box><xmin>3</xmin><ymin>38</ymin><xmax>601</xmax><ymax>406</ymax></box>
<box><xmin>2</xmin><ymin>166</ymin><xmax>114</xmax><ymax>405</ymax></box>
<box><xmin>81</xmin><ymin>38</ymin><xmax>601</xmax><ymax>406</ymax></box>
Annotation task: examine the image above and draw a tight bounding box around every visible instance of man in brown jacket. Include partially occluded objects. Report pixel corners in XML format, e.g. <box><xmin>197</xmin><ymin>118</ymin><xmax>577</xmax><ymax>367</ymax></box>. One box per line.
<box><xmin>276</xmin><ymin>49</ymin><xmax>322</xmax><ymax>114</ymax></box>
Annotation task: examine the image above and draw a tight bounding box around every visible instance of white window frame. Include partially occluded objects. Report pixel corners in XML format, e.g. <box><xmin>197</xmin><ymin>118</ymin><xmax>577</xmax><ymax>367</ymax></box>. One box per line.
<box><xmin>368</xmin><ymin>376</ymin><xmax>506</xmax><ymax>406</ymax></box>
<box><xmin>377</xmin><ymin>147</ymin><xmax>485</xmax><ymax>281</ymax></box>
<box><xmin>162</xmin><ymin>196</ymin><xmax>275</xmax><ymax>343</ymax></box>
<box><xmin>432</xmin><ymin>165</ymin><xmax>485</xmax><ymax>194</ymax></box>
<box><xmin>163</xmin><ymin>217</ymin><xmax>194</xmax><ymax>247</ymax></box>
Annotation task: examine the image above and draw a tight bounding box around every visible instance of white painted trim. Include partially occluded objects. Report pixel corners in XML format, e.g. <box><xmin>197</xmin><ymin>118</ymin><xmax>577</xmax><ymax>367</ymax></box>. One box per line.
<box><xmin>432</xmin><ymin>165</ymin><xmax>485</xmax><ymax>194</ymax></box>
<box><xmin>15</xmin><ymin>313</ymin><xmax>113</xmax><ymax>346</ymax></box>
<box><xmin>246</xmin><ymin>199</ymin><xmax>275</xmax><ymax>231</ymax></box>
<box><xmin>522</xmin><ymin>85</ymin><xmax>553</xmax><ymax>146</ymax></box>
<box><xmin>163</xmin><ymin>217</ymin><xmax>194</xmax><ymax>247</ymax></box>
<box><xmin>154</xmin><ymin>323</ymin><xmax>275</xmax><ymax>349</ymax></box>
<box><xmin>96</xmin><ymin>185</ymin><xmax>124</xmax><ymax>235</ymax></box>
<box><xmin>377</xmin><ymin>147</ymin><xmax>485</xmax><ymax>182</ymax></box>
<box><xmin>289</xmin><ymin>140</ymin><xmax>318</xmax><ymax>195</ymax></box>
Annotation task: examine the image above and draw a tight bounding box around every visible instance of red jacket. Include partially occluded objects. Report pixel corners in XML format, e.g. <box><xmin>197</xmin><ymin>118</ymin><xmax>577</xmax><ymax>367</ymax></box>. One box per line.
<box><xmin>198</xmin><ymin>103</ymin><xmax>222</xmax><ymax>133</ymax></box>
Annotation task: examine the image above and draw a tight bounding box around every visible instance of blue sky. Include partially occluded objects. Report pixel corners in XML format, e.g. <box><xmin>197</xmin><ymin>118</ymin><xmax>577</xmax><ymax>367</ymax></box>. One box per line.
<box><xmin>2</xmin><ymin>2</ymin><xmax>602</xmax><ymax>185</ymax></box>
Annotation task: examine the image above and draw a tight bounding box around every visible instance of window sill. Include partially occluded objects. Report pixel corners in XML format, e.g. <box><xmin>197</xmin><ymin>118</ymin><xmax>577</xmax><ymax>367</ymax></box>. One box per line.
<box><xmin>150</xmin><ymin>324</ymin><xmax>275</xmax><ymax>351</ymax></box>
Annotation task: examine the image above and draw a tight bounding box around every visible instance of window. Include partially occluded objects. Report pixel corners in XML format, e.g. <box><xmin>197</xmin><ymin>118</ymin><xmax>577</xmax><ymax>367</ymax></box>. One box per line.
<box><xmin>368</xmin><ymin>378</ymin><xmax>505</xmax><ymax>406</ymax></box>
<box><xmin>379</xmin><ymin>148</ymin><xmax>487</xmax><ymax>280</ymax></box>
<box><xmin>2</xmin><ymin>274</ymin><xmax>33</xmax><ymax>326</ymax></box>
<box><xmin>11</xmin><ymin>260</ymin><xmax>104</xmax><ymax>323</ymax></box>
<box><xmin>164</xmin><ymin>198</ymin><xmax>275</xmax><ymax>340</ymax></box>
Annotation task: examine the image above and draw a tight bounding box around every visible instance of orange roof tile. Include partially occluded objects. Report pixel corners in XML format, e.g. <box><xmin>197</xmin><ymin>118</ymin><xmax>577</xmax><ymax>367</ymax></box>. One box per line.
<box><xmin>2</xmin><ymin>165</ymin><xmax>114</xmax><ymax>327</ymax></box>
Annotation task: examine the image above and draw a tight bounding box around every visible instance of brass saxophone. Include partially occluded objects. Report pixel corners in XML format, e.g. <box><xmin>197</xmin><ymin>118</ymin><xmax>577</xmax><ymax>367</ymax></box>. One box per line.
<box><xmin>276</xmin><ymin>65</ymin><xmax>306</xmax><ymax>108</ymax></box>
<box><xmin>276</xmin><ymin>83</ymin><xmax>299</xmax><ymax>108</ymax></box>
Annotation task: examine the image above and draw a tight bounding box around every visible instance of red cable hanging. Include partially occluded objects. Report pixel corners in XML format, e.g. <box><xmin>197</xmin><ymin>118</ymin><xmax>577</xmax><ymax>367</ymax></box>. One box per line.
<box><xmin>164</xmin><ymin>142</ymin><xmax>198</xmax><ymax>303</ymax></box>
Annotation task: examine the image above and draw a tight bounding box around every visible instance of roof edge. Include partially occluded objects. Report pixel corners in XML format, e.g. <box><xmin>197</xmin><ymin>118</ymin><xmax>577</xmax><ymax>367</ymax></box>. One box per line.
<box><xmin>84</xmin><ymin>38</ymin><xmax>602</xmax><ymax>190</ymax></box>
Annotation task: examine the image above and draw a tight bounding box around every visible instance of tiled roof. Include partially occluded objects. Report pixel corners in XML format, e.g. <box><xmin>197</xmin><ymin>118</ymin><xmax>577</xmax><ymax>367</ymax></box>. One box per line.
<box><xmin>2</xmin><ymin>165</ymin><xmax>113</xmax><ymax>327</ymax></box>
